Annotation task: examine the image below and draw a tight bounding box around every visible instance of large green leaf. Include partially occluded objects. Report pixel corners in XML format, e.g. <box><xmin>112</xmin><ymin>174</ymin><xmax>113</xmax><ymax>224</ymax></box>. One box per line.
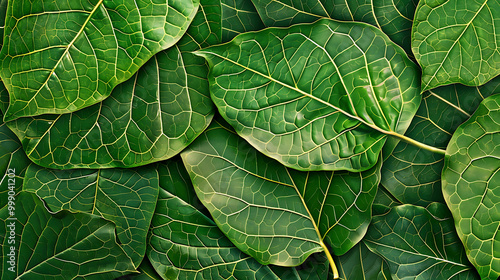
<box><xmin>148</xmin><ymin>155</ymin><xmax>329</xmax><ymax>279</ymax></box>
<box><xmin>412</xmin><ymin>0</ymin><xmax>500</xmax><ymax>92</ymax></box>
<box><xmin>442</xmin><ymin>93</ymin><xmax>500</xmax><ymax>280</ymax></box>
<box><xmin>381</xmin><ymin>77</ymin><xmax>500</xmax><ymax>207</ymax></box>
<box><xmin>23</xmin><ymin>165</ymin><xmax>159</xmax><ymax>267</ymax></box>
<box><xmin>250</xmin><ymin>0</ymin><xmax>417</xmax><ymax>54</ymax></box>
<box><xmin>5</xmin><ymin>35</ymin><xmax>214</xmax><ymax>169</ymax></box>
<box><xmin>0</xmin><ymin>0</ymin><xmax>200</xmax><ymax>122</ymax></box>
<box><xmin>334</xmin><ymin>242</ymin><xmax>392</xmax><ymax>280</ymax></box>
<box><xmin>196</xmin><ymin>19</ymin><xmax>422</xmax><ymax>172</ymax></box>
<box><xmin>364</xmin><ymin>204</ymin><xmax>480</xmax><ymax>280</ymax></box>
<box><xmin>181</xmin><ymin>118</ymin><xmax>381</xmax><ymax>277</ymax></box>
<box><xmin>0</xmin><ymin>191</ymin><xmax>136</xmax><ymax>279</ymax></box>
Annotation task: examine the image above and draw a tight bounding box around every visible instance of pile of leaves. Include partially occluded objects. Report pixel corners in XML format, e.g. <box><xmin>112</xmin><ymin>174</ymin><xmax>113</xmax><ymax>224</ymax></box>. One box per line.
<box><xmin>1</xmin><ymin>0</ymin><xmax>499</xmax><ymax>279</ymax></box>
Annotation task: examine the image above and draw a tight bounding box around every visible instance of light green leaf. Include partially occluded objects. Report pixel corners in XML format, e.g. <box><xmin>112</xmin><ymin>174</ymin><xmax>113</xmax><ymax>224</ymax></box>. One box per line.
<box><xmin>250</xmin><ymin>0</ymin><xmax>417</xmax><ymax>53</ymax></box>
<box><xmin>334</xmin><ymin>242</ymin><xmax>392</xmax><ymax>280</ymax></box>
<box><xmin>195</xmin><ymin>19</ymin><xmax>422</xmax><ymax>172</ymax></box>
<box><xmin>364</xmin><ymin>204</ymin><xmax>480</xmax><ymax>280</ymax></box>
<box><xmin>0</xmin><ymin>192</ymin><xmax>136</xmax><ymax>279</ymax></box>
<box><xmin>412</xmin><ymin>0</ymin><xmax>500</xmax><ymax>92</ymax></box>
<box><xmin>442</xmin><ymin>93</ymin><xmax>500</xmax><ymax>280</ymax></box>
<box><xmin>381</xmin><ymin>77</ymin><xmax>500</xmax><ymax>207</ymax></box>
<box><xmin>181</xmin><ymin>119</ymin><xmax>381</xmax><ymax>277</ymax></box>
<box><xmin>5</xmin><ymin>35</ymin><xmax>214</xmax><ymax>169</ymax></box>
<box><xmin>0</xmin><ymin>0</ymin><xmax>200</xmax><ymax>122</ymax></box>
<box><xmin>23</xmin><ymin>165</ymin><xmax>159</xmax><ymax>267</ymax></box>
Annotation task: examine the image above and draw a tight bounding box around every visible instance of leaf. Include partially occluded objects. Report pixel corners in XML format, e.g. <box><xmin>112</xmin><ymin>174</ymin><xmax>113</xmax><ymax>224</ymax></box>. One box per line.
<box><xmin>372</xmin><ymin>185</ymin><xmax>402</xmax><ymax>217</ymax></box>
<box><xmin>250</xmin><ymin>0</ymin><xmax>418</xmax><ymax>54</ymax></box>
<box><xmin>442</xmin><ymin>93</ymin><xmax>500</xmax><ymax>280</ymax></box>
<box><xmin>334</xmin><ymin>242</ymin><xmax>392</xmax><ymax>280</ymax></box>
<box><xmin>148</xmin><ymin>156</ymin><xmax>329</xmax><ymax>279</ymax></box>
<box><xmin>181</xmin><ymin>118</ymin><xmax>381</xmax><ymax>277</ymax></box>
<box><xmin>412</xmin><ymin>0</ymin><xmax>500</xmax><ymax>92</ymax></box>
<box><xmin>5</xmin><ymin>34</ymin><xmax>214</xmax><ymax>169</ymax></box>
<box><xmin>221</xmin><ymin>0</ymin><xmax>265</xmax><ymax>42</ymax></box>
<box><xmin>364</xmin><ymin>204</ymin><xmax>480</xmax><ymax>280</ymax></box>
<box><xmin>23</xmin><ymin>164</ymin><xmax>159</xmax><ymax>267</ymax></box>
<box><xmin>0</xmin><ymin>0</ymin><xmax>200</xmax><ymax>122</ymax></box>
<box><xmin>0</xmin><ymin>191</ymin><xmax>136</xmax><ymax>279</ymax></box>
<box><xmin>114</xmin><ymin>258</ymin><xmax>163</xmax><ymax>280</ymax></box>
<box><xmin>195</xmin><ymin>19</ymin><xmax>421</xmax><ymax>172</ymax></box>
<box><xmin>381</xmin><ymin>77</ymin><xmax>500</xmax><ymax>207</ymax></box>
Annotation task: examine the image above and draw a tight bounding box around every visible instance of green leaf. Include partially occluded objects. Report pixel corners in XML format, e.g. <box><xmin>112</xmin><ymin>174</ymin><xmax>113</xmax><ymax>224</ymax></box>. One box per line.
<box><xmin>372</xmin><ymin>185</ymin><xmax>402</xmax><ymax>217</ymax></box>
<box><xmin>412</xmin><ymin>0</ymin><xmax>500</xmax><ymax>92</ymax></box>
<box><xmin>442</xmin><ymin>93</ymin><xmax>500</xmax><ymax>280</ymax></box>
<box><xmin>334</xmin><ymin>242</ymin><xmax>392</xmax><ymax>280</ymax></box>
<box><xmin>250</xmin><ymin>0</ymin><xmax>417</xmax><ymax>54</ymax></box>
<box><xmin>0</xmin><ymin>192</ymin><xmax>136</xmax><ymax>279</ymax></box>
<box><xmin>381</xmin><ymin>77</ymin><xmax>500</xmax><ymax>207</ymax></box>
<box><xmin>0</xmin><ymin>121</ymin><xmax>31</xmax><ymax>208</ymax></box>
<box><xmin>221</xmin><ymin>0</ymin><xmax>265</xmax><ymax>42</ymax></box>
<box><xmin>181</xmin><ymin>118</ymin><xmax>381</xmax><ymax>277</ymax></box>
<box><xmin>23</xmin><ymin>165</ymin><xmax>159</xmax><ymax>267</ymax></box>
<box><xmin>364</xmin><ymin>204</ymin><xmax>480</xmax><ymax>280</ymax></box>
<box><xmin>195</xmin><ymin>19</ymin><xmax>422</xmax><ymax>172</ymax></box>
<box><xmin>0</xmin><ymin>0</ymin><xmax>200</xmax><ymax>122</ymax></box>
<box><xmin>114</xmin><ymin>258</ymin><xmax>163</xmax><ymax>280</ymax></box>
<box><xmin>6</xmin><ymin>36</ymin><xmax>214</xmax><ymax>169</ymax></box>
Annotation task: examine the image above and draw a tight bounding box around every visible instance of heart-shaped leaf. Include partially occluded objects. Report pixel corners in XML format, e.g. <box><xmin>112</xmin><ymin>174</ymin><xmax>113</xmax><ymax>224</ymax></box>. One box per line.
<box><xmin>195</xmin><ymin>19</ymin><xmax>422</xmax><ymax>172</ymax></box>
<box><xmin>251</xmin><ymin>0</ymin><xmax>417</xmax><ymax>54</ymax></box>
<box><xmin>23</xmin><ymin>165</ymin><xmax>159</xmax><ymax>267</ymax></box>
<box><xmin>0</xmin><ymin>0</ymin><xmax>200</xmax><ymax>121</ymax></box>
<box><xmin>181</xmin><ymin>118</ymin><xmax>381</xmax><ymax>277</ymax></box>
<box><xmin>412</xmin><ymin>0</ymin><xmax>500</xmax><ymax>91</ymax></box>
<box><xmin>365</xmin><ymin>204</ymin><xmax>480</xmax><ymax>280</ymax></box>
<box><xmin>442</xmin><ymin>93</ymin><xmax>500</xmax><ymax>280</ymax></box>
<box><xmin>0</xmin><ymin>192</ymin><xmax>136</xmax><ymax>279</ymax></box>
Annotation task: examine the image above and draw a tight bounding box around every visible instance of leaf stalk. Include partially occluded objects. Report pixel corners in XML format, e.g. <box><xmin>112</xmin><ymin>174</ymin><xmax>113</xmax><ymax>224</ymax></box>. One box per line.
<box><xmin>320</xmin><ymin>241</ymin><xmax>339</xmax><ymax>279</ymax></box>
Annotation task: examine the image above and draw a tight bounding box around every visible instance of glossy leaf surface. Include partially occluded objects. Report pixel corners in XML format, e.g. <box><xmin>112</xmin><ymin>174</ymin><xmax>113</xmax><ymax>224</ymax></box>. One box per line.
<box><xmin>0</xmin><ymin>0</ymin><xmax>199</xmax><ymax>121</ymax></box>
<box><xmin>196</xmin><ymin>19</ymin><xmax>420</xmax><ymax>172</ymax></box>
<box><xmin>442</xmin><ymin>94</ymin><xmax>500</xmax><ymax>280</ymax></box>
<box><xmin>412</xmin><ymin>0</ymin><xmax>500</xmax><ymax>91</ymax></box>
<box><xmin>23</xmin><ymin>165</ymin><xmax>159</xmax><ymax>267</ymax></box>
<box><xmin>251</xmin><ymin>0</ymin><xmax>417</xmax><ymax>53</ymax></box>
<box><xmin>334</xmin><ymin>242</ymin><xmax>391</xmax><ymax>280</ymax></box>
<box><xmin>381</xmin><ymin>78</ymin><xmax>500</xmax><ymax>207</ymax></box>
<box><xmin>0</xmin><ymin>192</ymin><xmax>135</xmax><ymax>279</ymax></box>
<box><xmin>181</xmin><ymin>119</ymin><xmax>381</xmax><ymax>271</ymax></box>
<box><xmin>6</xmin><ymin>36</ymin><xmax>214</xmax><ymax>169</ymax></box>
<box><xmin>365</xmin><ymin>204</ymin><xmax>479</xmax><ymax>280</ymax></box>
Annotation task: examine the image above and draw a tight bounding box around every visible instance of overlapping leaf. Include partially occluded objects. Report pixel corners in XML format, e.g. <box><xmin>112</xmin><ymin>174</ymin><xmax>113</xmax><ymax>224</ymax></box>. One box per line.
<box><xmin>412</xmin><ymin>0</ymin><xmax>500</xmax><ymax>91</ymax></box>
<box><xmin>181</xmin><ymin>119</ymin><xmax>381</xmax><ymax>278</ymax></box>
<box><xmin>114</xmin><ymin>258</ymin><xmax>163</xmax><ymax>280</ymax></box>
<box><xmin>196</xmin><ymin>19</ymin><xmax>421</xmax><ymax>172</ymax></box>
<box><xmin>148</xmin><ymin>157</ymin><xmax>329</xmax><ymax>279</ymax></box>
<box><xmin>251</xmin><ymin>0</ymin><xmax>417</xmax><ymax>53</ymax></box>
<box><xmin>365</xmin><ymin>204</ymin><xmax>480</xmax><ymax>280</ymax></box>
<box><xmin>221</xmin><ymin>0</ymin><xmax>265</xmax><ymax>41</ymax></box>
<box><xmin>381</xmin><ymin>77</ymin><xmax>500</xmax><ymax>207</ymax></box>
<box><xmin>0</xmin><ymin>0</ymin><xmax>200</xmax><ymax>121</ymax></box>
<box><xmin>23</xmin><ymin>165</ymin><xmax>159</xmax><ymax>267</ymax></box>
<box><xmin>0</xmin><ymin>192</ymin><xmax>135</xmax><ymax>279</ymax></box>
<box><xmin>442</xmin><ymin>94</ymin><xmax>500</xmax><ymax>280</ymax></box>
<box><xmin>334</xmin><ymin>242</ymin><xmax>392</xmax><ymax>280</ymax></box>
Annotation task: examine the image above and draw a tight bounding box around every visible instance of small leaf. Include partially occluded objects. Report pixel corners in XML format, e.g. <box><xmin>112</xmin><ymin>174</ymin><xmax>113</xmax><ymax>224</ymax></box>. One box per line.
<box><xmin>0</xmin><ymin>0</ymin><xmax>200</xmax><ymax>121</ymax></box>
<box><xmin>181</xmin><ymin>119</ymin><xmax>381</xmax><ymax>276</ymax></box>
<box><xmin>364</xmin><ymin>204</ymin><xmax>480</xmax><ymax>280</ymax></box>
<box><xmin>0</xmin><ymin>192</ymin><xmax>136</xmax><ymax>279</ymax></box>
<box><xmin>412</xmin><ymin>0</ymin><xmax>500</xmax><ymax>91</ymax></box>
<box><xmin>23</xmin><ymin>165</ymin><xmax>159</xmax><ymax>267</ymax></box>
<box><xmin>196</xmin><ymin>19</ymin><xmax>421</xmax><ymax>172</ymax></box>
<box><xmin>221</xmin><ymin>0</ymin><xmax>265</xmax><ymax>41</ymax></box>
<box><xmin>442</xmin><ymin>93</ymin><xmax>500</xmax><ymax>280</ymax></box>
<box><xmin>114</xmin><ymin>258</ymin><xmax>163</xmax><ymax>280</ymax></box>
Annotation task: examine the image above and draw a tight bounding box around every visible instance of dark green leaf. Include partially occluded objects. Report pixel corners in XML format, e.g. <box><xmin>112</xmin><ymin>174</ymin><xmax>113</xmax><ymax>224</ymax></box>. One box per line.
<box><xmin>442</xmin><ymin>93</ymin><xmax>500</xmax><ymax>280</ymax></box>
<box><xmin>0</xmin><ymin>192</ymin><xmax>136</xmax><ymax>279</ymax></box>
<box><xmin>364</xmin><ymin>204</ymin><xmax>480</xmax><ymax>280</ymax></box>
<box><xmin>23</xmin><ymin>165</ymin><xmax>159</xmax><ymax>267</ymax></box>
<box><xmin>114</xmin><ymin>258</ymin><xmax>163</xmax><ymax>280</ymax></box>
<box><xmin>0</xmin><ymin>0</ymin><xmax>200</xmax><ymax>121</ymax></box>
<box><xmin>335</xmin><ymin>242</ymin><xmax>392</xmax><ymax>280</ymax></box>
<box><xmin>412</xmin><ymin>0</ymin><xmax>500</xmax><ymax>91</ymax></box>
<box><xmin>251</xmin><ymin>0</ymin><xmax>417</xmax><ymax>54</ymax></box>
<box><xmin>221</xmin><ymin>0</ymin><xmax>265</xmax><ymax>41</ymax></box>
<box><xmin>181</xmin><ymin>119</ymin><xmax>381</xmax><ymax>277</ymax></box>
<box><xmin>381</xmin><ymin>77</ymin><xmax>500</xmax><ymax>207</ymax></box>
<box><xmin>195</xmin><ymin>19</ymin><xmax>421</xmax><ymax>172</ymax></box>
<box><xmin>372</xmin><ymin>185</ymin><xmax>402</xmax><ymax>216</ymax></box>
